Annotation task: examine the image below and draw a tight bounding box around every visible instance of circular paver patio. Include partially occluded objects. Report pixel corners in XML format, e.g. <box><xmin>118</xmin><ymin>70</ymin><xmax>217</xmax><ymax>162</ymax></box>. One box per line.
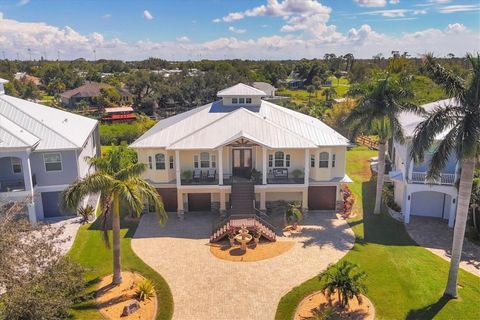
<box><xmin>132</xmin><ymin>211</ymin><xmax>354</xmax><ymax>320</ymax></box>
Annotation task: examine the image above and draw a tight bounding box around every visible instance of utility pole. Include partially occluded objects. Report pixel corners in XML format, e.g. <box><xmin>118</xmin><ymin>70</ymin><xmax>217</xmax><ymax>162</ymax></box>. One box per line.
<box><xmin>93</xmin><ymin>49</ymin><xmax>96</xmax><ymax>61</ymax></box>
<box><xmin>57</xmin><ymin>50</ymin><xmax>60</xmax><ymax>61</ymax></box>
<box><xmin>28</xmin><ymin>48</ymin><xmax>32</xmax><ymax>61</ymax></box>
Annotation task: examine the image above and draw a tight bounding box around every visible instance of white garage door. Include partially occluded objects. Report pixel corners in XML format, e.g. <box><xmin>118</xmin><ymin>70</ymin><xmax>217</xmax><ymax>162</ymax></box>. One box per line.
<box><xmin>411</xmin><ymin>191</ymin><xmax>446</xmax><ymax>218</ymax></box>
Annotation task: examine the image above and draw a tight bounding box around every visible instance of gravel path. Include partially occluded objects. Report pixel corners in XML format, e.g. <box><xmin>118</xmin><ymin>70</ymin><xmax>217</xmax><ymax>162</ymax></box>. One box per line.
<box><xmin>132</xmin><ymin>211</ymin><xmax>354</xmax><ymax>320</ymax></box>
<box><xmin>43</xmin><ymin>216</ymin><xmax>83</xmax><ymax>255</ymax></box>
<box><xmin>406</xmin><ymin>216</ymin><xmax>480</xmax><ymax>277</ymax></box>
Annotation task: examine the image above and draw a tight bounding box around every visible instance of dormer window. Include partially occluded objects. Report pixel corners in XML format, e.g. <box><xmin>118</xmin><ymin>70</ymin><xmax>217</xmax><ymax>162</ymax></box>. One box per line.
<box><xmin>232</xmin><ymin>98</ymin><xmax>238</xmax><ymax>104</ymax></box>
<box><xmin>239</xmin><ymin>98</ymin><xmax>245</xmax><ymax>104</ymax></box>
<box><xmin>246</xmin><ymin>98</ymin><xmax>252</xmax><ymax>104</ymax></box>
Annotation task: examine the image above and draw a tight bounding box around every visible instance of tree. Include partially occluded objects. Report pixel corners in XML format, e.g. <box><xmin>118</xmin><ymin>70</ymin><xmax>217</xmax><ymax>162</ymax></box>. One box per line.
<box><xmin>319</xmin><ymin>261</ymin><xmax>367</xmax><ymax>308</ymax></box>
<box><xmin>410</xmin><ymin>53</ymin><xmax>480</xmax><ymax>298</ymax></box>
<box><xmin>61</xmin><ymin>146</ymin><xmax>167</xmax><ymax>285</ymax></box>
<box><xmin>307</xmin><ymin>85</ymin><xmax>316</xmax><ymax>105</ymax></box>
<box><xmin>0</xmin><ymin>199</ymin><xmax>85</xmax><ymax>319</ymax></box>
<box><xmin>322</xmin><ymin>87</ymin><xmax>337</xmax><ymax>102</ymax></box>
<box><xmin>345</xmin><ymin>76</ymin><xmax>420</xmax><ymax>214</ymax></box>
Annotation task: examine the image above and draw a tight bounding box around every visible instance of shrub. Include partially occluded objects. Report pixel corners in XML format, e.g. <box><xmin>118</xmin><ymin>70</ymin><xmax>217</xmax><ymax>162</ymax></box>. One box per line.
<box><xmin>292</xmin><ymin>169</ymin><xmax>303</xmax><ymax>178</ymax></box>
<box><xmin>182</xmin><ymin>170</ymin><xmax>192</xmax><ymax>180</ymax></box>
<box><xmin>382</xmin><ymin>183</ymin><xmax>401</xmax><ymax>212</ymax></box>
<box><xmin>136</xmin><ymin>279</ymin><xmax>155</xmax><ymax>301</ymax></box>
<box><xmin>77</xmin><ymin>205</ymin><xmax>95</xmax><ymax>224</ymax></box>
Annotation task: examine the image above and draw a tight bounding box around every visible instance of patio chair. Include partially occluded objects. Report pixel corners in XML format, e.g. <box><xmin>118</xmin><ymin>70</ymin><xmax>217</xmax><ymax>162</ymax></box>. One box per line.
<box><xmin>193</xmin><ymin>169</ymin><xmax>202</xmax><ymax>182</ymax></box>
<box><xmin>207</xmin><ymin>169</ymin><xmax>216</xmax><ymax>181</ymax></box>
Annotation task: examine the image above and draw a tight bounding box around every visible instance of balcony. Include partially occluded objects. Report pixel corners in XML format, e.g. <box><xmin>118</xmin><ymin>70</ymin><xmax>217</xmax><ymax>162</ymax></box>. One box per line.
<box><xmin>0</xmin><ymin>178</ymin><xmax>26</xmax><ymax>192</ymax></box>
<box><xmin>411</xmin><ymin>172</ymin><xmax>456</xmax><ymax>185</ymax></box>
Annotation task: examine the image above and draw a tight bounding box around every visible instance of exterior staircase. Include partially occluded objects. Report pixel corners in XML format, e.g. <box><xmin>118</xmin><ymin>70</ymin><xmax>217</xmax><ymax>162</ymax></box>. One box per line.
<box><xmin>230</xmin><ymin>181</ymin><xmax>255</xmax><ymax>215</ymax></box>
<box><xmin>210</xmin><ymin>180</ymin><xmax>276</xmax><ymax>243</ymax></box>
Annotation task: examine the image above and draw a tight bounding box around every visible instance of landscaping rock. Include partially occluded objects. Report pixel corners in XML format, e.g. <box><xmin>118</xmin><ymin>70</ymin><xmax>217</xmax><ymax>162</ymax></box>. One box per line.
<box><xmin>121</xmin><ymin>300</ymin><xmax>140</xmax><ymax>317</ymax></box>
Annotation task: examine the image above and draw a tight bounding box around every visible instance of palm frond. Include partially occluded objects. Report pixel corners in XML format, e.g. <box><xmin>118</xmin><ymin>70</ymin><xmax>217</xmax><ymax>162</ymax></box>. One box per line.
<box><xmin>115</xmin><ymin>163</ymin><xmax>147</xmax><ymax>181</ymax></box>
<box><xmin>114</xmin><ymin>180</ymin><xmax>145</xmax><ymax>217</ymax></box>
<box><xmin>427</xmin><ymin>125</ymin><xmax>460</xmax><ymax>179</ymax></box>
<box><xmin>423</xmin><ymin>54</ymin><xmax>465</xmax><ymax>99</ymax></box>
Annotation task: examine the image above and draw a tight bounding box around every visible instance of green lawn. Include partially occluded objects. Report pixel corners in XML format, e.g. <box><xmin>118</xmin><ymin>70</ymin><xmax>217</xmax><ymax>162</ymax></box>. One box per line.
<box><xmin>277</xmin><ymin>77</ymin><xmax>350</xmax><ymax>106</ymax></box>
<box><xmin>68</xmin><ymin>216</ymin><xmax>174</xmax><ymax>319</ymax></box>
<box><xmin>100</xmin><ymin>145</ymin><xmax>114</xmax><ymax>155</ymax></box>
<box><xmin>276</xmin><ymin>146</ymin><xmax>480</xmax><ymax>320</ymax></box>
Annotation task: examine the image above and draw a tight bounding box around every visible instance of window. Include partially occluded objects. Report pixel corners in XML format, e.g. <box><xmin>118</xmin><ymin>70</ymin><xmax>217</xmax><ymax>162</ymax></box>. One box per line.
<box><xmin>319</xmin><ymin>152</ymin><xmax>329</xmax><ymax>168</ymax></box>
<box><xmin>268</xmin><ymin>154</ymin><xmax>273</xmax><ymax>167</ymax></box>
<box><xmin>246</xmin><ymin>98</ymin><xmax>252</xmax><ymax>104</ymax></box>
<box><xmin>232</xmin><ymin>98</ymin><xmax>238</xmax><ymax>104</ymax></box>
<box><xmin>194</xmin><ymin>155</ymin><xmax>199</xmax><ymax>168</ymax></box>
<box><xmin>332</xmin><ymin>154</ymin><xmax>336</xmax><ymax>168</ymax></box>
<box><xmin>274</xmin><ymin>151</ymin><xmax>284</xmax><ymax>167</ymax></box>
<box><xmin>155</xmin><ymin>153</ymin><xmax>165</xmax><ymax>170</ymax></box>
<box><xmin>169</xmin><ymin>156</ymin><xmax>174</xmax><ymax>169</ymax></box>
<box><xmin>310</xmin><ymin>154</ymin><xmax>315</xmax><ymax>168</ymax></box>
<box><xmin>239</xmin><ymin>97</ymin><xmax>245</xmax><ymax>104</ymax></box>
<box><xmin>11</xmin><ymin>158</ymin><xmax>22</xmax><ymax>173</ymax></box>
<box><xmin>200</xmin><ymin>152</ymin><xmax>210</xmax><ymax>168</ymax></box>
<box><xmin>285</xmin><ymin>154</ymin><xmax>291</xmax><ymax>167</ymax></box>
<box><xmin>148</xmin><ymin>156</ymin><xmax>152</xmax><ymax>169</ymax></box>
<box><xmin>44</xmin><ymin>153</ymin><xmax>62</xmax><ymax>172</ymax></box>
<box><xmin>211</xmin><ymin>155</ymin><xmax>216</xmax><ymax>168</ymax></box>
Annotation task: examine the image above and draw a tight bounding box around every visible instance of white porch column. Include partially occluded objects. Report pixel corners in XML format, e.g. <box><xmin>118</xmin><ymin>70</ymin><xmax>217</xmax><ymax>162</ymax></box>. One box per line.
<box><xmin>260</xmin><ymin>191</ymin><xmax>266</xmax><ymax>211</ymax></box>
<box><xmin>177</xmin><ymin>192</ymin><xmax>184</xmax><ymax>220</ymax></box>
<box><xmin>408</xmin><ymin>160</ymin><xmax>413</xmax><ymax>181</ymax></box>
<box><xmin>175</xmin><ymin>150</ymin><xmax>181</xmax><ymax>187</ymax></box>
<box><xmin>448</xmin><ymin>196</ymin><xmax>457</xmax><ymax>228</ymax></box>
<box><xmin>262</xmin><ymin>146</ymin><xmax>267</xmax><ymax>185</ymax></box>
<box><xmin>302</xmin><ymin>190</ymin><xmax>308</xmax><ymax>210</ymax></box>
<box><xmin>218</xmin><ymin>147</ymin><xmax>223</xmax><ymax>185</ymax></box>
<box><xmin>304</xmin><ymin>149</ymin><xmax>310</xmax><ymax>185</ymax></box>
<box><xmin>21</xmin><ymin>154</ymin><xmax>36</xmax><ymax>223</ymax></box>
<box><xmin>219</xmin><ymin>192</ymin><xmax>226</xmax><ymax>213</ymax></box>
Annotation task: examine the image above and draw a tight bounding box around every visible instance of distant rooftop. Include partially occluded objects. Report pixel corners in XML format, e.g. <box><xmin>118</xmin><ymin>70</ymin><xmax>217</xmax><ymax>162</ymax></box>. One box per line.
<box><xmin>217</xmin><ymin>83</ymin><xmax>267</xmax><ymax>97</ymax></box>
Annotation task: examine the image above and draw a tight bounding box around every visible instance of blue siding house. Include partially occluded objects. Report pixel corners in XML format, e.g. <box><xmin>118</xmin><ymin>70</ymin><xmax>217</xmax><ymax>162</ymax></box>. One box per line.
<box><xmin>0</xmin><ymin>78</ymin><xmax>100</xmax><ymax>222</ymax></box>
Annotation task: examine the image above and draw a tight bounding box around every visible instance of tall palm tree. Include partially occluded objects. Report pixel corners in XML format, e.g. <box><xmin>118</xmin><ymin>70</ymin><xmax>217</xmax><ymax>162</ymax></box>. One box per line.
<box><xmin>61</xmin><ymin>146</ymin><xmax>166</xmax><ymax>285</ymax></box>
<box><xmin>322</xmin><ymin>87</ymin><xmax>337</xmax><ymax>102</ymax></box>
<box><xmin>410</xmin><ymin>53</ymin><xmax>479</xmax><ymax>298</ymax></box>
<box><xmin>345</xmin><ymin>77</ymin><xmax>420</xmax><ymax>214</ymax></box>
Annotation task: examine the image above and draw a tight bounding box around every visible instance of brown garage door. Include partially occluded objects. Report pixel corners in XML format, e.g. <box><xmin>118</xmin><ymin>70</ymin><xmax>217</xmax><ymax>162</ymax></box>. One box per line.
<box><xmin>308</xmin><ymin>186</ymin><xmax>336</xmax><ymax>210</ymax></box>
<box><xmin>156</xmin><ymin>188</ymin><xmax>177</xmax><ymax>212</ymax></box>
<box><xmin>188</xmin><ymin>193</ymin><xmax>211</xmax><ymax>212</ymax></box>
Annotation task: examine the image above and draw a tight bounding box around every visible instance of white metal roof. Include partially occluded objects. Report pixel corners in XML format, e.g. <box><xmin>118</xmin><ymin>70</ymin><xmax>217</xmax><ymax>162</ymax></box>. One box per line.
<box><xmin>0</xmin><ymin>94</ymin><xmax>97</xmax><ymax>150</ymax></box>
<box><xmin>398</xmin><ymin>98</ymin><xmax>458</xmax><ymax>139</ymax></box>
<box><xmin>131</xmin><ymin>91</ymin><xmax>350</xmax><ymax>150</ymax></box>
<box><xmin>217</xmin><ymin>83</ymin><xmax>267</xmax><ymax>97</ymax></box>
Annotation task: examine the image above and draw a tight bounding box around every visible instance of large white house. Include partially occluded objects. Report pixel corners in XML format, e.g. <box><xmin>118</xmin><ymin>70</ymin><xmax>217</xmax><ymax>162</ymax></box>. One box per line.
<box><xmin>389</xmin><ymin>99</ymin><xmax>459</xmax><ymax>227</ymax></box>
<box><xmin>131</xmin><ymin>83</ymin><xmax>351</xmax><ymax>240</ymax></box>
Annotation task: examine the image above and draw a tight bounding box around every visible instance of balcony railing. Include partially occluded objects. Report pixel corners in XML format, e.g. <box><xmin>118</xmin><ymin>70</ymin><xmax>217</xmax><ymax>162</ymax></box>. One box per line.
<box><xmin>411</xmin><ymin>172</ymin><xmax>456</xmax><ymax>185</ymax></box>
<box><xmin>0</xmin><ymin>178</ymin><xmax>26</xmax><ymax>192</ymax></box>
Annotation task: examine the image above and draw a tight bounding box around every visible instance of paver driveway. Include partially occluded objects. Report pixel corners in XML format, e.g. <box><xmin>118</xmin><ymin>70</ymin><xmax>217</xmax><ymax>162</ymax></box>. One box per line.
<box><xmin>132</xmin><ymin>211</ymin><xmax>354</xmax><ymax>320</ymax></box>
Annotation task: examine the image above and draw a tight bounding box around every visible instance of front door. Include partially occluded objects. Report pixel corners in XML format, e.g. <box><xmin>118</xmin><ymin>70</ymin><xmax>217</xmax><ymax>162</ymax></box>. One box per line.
<box><xmin>232</xmin><ymin>148</ymin><xmax>252</xmax><ymax>179</ymax></box>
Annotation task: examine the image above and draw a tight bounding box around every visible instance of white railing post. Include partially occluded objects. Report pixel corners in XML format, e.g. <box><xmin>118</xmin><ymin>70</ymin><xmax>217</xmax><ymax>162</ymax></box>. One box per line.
<box><xmin>304</xmin><ymin>149</ymin><xmax>309</xmax><ymax>186</ymax></box>
<box><xmin>218</xmin><ymin>147</ymin><xmax>223</xmax><ymax>185</ymax></box>
<box><xmin>175</xmin><ymin>150</ymin><xmax>181</xmax><ymax>187</ymax></box>
<box><xmin>262</xmin><ymin>146</ymin><xmax>267</xmax><ymax>185</ymax></box>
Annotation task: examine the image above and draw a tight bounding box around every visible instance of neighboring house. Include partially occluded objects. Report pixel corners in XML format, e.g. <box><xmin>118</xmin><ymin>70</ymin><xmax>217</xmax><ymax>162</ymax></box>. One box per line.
<box><xmin>288</xmin><ymin>79</ymin><xmax>305</xmax><ymax>90</ymax></box>
<box><xmin>101</xmin><ymin>106</ymin><xmax>136</xmax><ymax>123</ymax></box>
<box><xmin>388</xmin><ymin>99</ymin><xmax>459</xmax><ymax>227</ymax></box>
<box><xmin>252</xmin><ymin>82</ymin><xmax>276</xmax><ymax>97</ymax></box>
<box><xmin>131</xmin><ymin>83</ymin><xmax>351</xmax><ymax>241</ymax></box>
<box><xmin>60</xmin><ymin>82</ymin><xmax>132</xmax><ymax>108</ymax></box>
<box><xmin>0</xmin><ymin>78</ymin><xmax>100</xmax><ymax>223</ymax></box>
<box><xmin>14</xmin><ymin>72</ymin><xmax>41</xmax><ymax>87</ymax></box>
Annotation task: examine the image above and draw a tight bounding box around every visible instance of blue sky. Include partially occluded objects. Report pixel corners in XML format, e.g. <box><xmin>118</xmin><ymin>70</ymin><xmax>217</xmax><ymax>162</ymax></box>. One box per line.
<box><xmin>0</xmin><ymin>0</ymin><xmax>479</xmax><ymax>60</ymax></box>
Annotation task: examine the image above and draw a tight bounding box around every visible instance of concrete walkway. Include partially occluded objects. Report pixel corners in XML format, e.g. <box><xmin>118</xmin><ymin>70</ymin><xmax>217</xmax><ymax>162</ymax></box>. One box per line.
<box><xmin>132</xmin><ymin>211</ymin><xmax>354</xmax><ymax>320</ymax></box>
<box><xmin>406</xmin><ymin>216</ymin><xmax>480</xmax><ymax>277</ymax></box>
<box><xmin>43</xmin><ymin>216</ymin><xmax>83</xmax><ymax>255</ymax></box>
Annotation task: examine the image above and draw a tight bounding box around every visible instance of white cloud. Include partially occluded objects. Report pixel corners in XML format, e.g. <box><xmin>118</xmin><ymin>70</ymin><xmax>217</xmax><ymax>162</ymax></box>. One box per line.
<box><xmin>413</xmin><ymin>10</ymin><xmax>427</xmax><ymax>15</ymax></box>
<box><xmin>354</xmin><ymin>0</ymin><xmax>387</xmax><ymax>7</ymax></box>
<box><xmin>362</xmin><ymin>9</ymin><xmax>409</xmax><ymax>17</ymax></box>
<box><xmin>143</xmin><ymin>10</ymin><xmax>154</xmax><ymax>20</ymax></box>
<box><xmin>101</xmin><ymin>14</ymin><xmax>112</xmax><ymax>20</ymax></box>
<box><xmin>212</xmin><ymin>18</ymin><xmax>221</xmax><ymax>23</ymax></box>
<box><xmin>17</xmin><ymin>0</ymin><xmax>30</xmax><ymax>6</ymax></box>
<box><xmin>428</xmin><ymin>0</ymin><xmax>451</xmax><ymax>4</ymax></box>
<box><xmin>438</xmin><ymin>5</ymin><xmax>480</xmax><ymax>13</ymax></box>
<box><xmin>176</xmin><ymin>36</ymin><xmax>191</xmax><ymax>42</ymax></box>
<box><xmin>445</xmin><ymin>23</ymin><xmax>467</xmax><ymax>34</ymax></box>
<box><xmin>228</xmin><ymin>26</ymin><xmax>246</xmax><ymax>34</ymax></box>
<box><xmin>0</xmin><ymin>12</ymin><xmax>3</xmax><ymax>20</ymax></box>
<box><xmin>389</xmin><ymin>0</ymin><xmax>400</xmax><ymax>4</ymax></box>
<box><xmin>0</xmin><ymin>15</ymin><xmax>478</xmax><ymax>60</ymax></box>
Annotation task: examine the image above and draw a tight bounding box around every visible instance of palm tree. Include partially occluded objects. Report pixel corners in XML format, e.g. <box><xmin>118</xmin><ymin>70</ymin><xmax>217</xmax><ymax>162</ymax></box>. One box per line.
<box><xmin>345</xmin><ymin>77</ymin><xmax>420</xmax><ymax>214</ymax></box>
<box><xmin>410</xmin><ymin>53</ymin><xmax>479</xmax><ymax>298</ymax></box>
<box><xmin>319</xmin><ymin>261</ymin><xmax>367</xmax><ymax>308</ymax></box>
<box><xmin>61</xmin><ymin>146</ymin><xmax>166</xmax><ymax>285</ymax></box>
<box><xmin>322</xmin><ymin>87</ymin><xmax>337</xmax><ymax>102</ymax></box>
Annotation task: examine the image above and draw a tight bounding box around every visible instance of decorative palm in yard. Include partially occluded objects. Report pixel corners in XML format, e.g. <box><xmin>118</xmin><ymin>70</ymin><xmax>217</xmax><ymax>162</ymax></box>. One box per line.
<box><xmin>410</xmin><ymin>53</ymin><xmax>480</xmax><ymax>298</ymax></box>
<box><xmin>61</xmin><ymin>146</ymin><xmax>166</xmax><ymax>285</ymax></box>
<box><xmin>319</xmin><ymin>261</ymin><xmax>367</xmax><ymax>308</ymax></box>
<box><xmin>345</xmin><ymin>76</ymin><xmax>420</xmax><ymax>214</ymax></box>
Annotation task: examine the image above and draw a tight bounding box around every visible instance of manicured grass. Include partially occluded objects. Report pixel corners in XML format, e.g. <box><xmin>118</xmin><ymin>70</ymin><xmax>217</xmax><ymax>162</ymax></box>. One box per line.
<box><xmin>277</xmin><ymin>77</ymin><xmax>350</xmax><ymax>106</ymax></box>
<box><xmin>68</xmin><ymin>216</ymin><xmax>174</xmax><ymax>319</ymax></box>
<box><xmin>276</xmin><ymin>146</ymin><xmax>480</xmax><ymax>320</ymax></box>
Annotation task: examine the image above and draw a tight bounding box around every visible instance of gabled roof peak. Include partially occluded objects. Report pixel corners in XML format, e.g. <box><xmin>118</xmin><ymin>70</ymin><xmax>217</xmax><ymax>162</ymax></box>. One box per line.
<box><xmin>217</xmin><ymin>83</ymin><xmax>267</xmax><ymax>97</ymax></box>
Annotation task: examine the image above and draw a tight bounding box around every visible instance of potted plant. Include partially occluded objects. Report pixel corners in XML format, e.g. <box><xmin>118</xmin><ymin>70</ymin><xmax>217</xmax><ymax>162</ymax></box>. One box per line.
<box><xmin>251</xmin><ymin>168</ymin><xmax>262</xmax><ymax>183</ymax></box>
<box><xmin>292</xmin><ymin>169</ymin><xmax>303</xmax><ymax>180</ymax></box>
<box><xmin>253</xmin><ymin>227</ymin><xmax>262</xmax><ymax>244</ymax></box>
<box><xmin>182</xmin><ymin>170</ymin><xmax>192</xmax><ymax>182</ymax></box>
<box><xmin>285</xmin><ymin>201</ymin><xmax>303</xmax><ymax>230</ymax></box>
<box><xmin>228</xmin><ymin>227</ymin><xmax>236</xmax><ymax>247</ymax></box>
<box><xmin>77</xmin><ymin>205</ymin><xmax>95</xmax><ymax>224</ymax></box>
